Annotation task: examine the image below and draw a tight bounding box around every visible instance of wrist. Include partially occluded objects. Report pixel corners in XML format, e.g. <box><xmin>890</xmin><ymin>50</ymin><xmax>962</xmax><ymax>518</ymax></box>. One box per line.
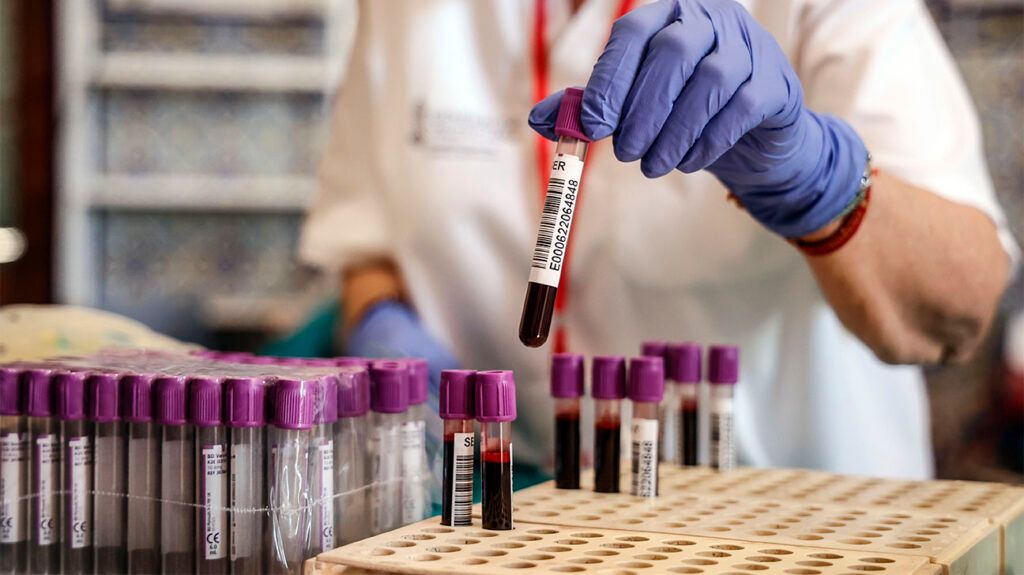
<box><xmin>341</xmin><ymin>259</ymin><xmax>407</xmax><ymax>332</ymax></box>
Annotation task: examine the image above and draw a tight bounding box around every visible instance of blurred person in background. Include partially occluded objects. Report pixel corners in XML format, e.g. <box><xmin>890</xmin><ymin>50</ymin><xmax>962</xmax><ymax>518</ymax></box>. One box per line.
<box><xmin>300</xmin><ymin>0</ymin><xmax>1017</xmax><ymax>479</ymax></box>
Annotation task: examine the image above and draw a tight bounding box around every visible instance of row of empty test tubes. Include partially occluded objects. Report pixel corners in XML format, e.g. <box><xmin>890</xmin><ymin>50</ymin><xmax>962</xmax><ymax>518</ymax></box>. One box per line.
<box><xmin>0</xmin><ymin>351</ymin><xmax>434</xmax><ymax>575</ymax></box>
<box><xmin>550</xmin><ymin>343</ymin><xmax>739</xmax><ymax>496</ymax></box>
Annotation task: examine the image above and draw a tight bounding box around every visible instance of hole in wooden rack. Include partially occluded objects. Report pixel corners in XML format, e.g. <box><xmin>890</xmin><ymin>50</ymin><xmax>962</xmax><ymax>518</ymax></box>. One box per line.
<box><xmin>751</xmin><ymin>530</ymin><xmax>777</xmax><ymax>536</ymax></box>
<box><xmin>866</xmin><ymin>525</ymin><xmax>892</xmax><ymax>532</ymax></box>
<box><xmin>795</xmin><ymin>535</ymin><xmax>823</xmax><ymax>541</ymax></box>
<box><xmin>585</xmin><ymin>549</ymin><xmax>619</xmax><ymax>556</ymax></box>
<box><xmin>683</xmin><ymin>558</ymin><xmax>719</xmax><ymax>566</ymax></box>
<box><xmin>733</xmin><ymin>564</ymin><xmax>769</xmax><ymax>571</ymax></box>
<box><xmin>860</xmin><ymin>557</ymin><xmax>895</xmax><ymax>564</ymax></box>
<box><xmin>666</xmin><ymin>568</ymin><xmax>704</xmax><ymax>574</ymax></box>
<box><xmin>473</xmin><ymin>549</ymin><xmax>508</xmax><ymax>557</ymax></box>
<box><xmin>601</xmin><ymin>570</ymin><xmax>639</xmax><ymax>575</ymax></box>
<box><xmin>708</xmin><ymin>526</ymin><xmax>732</xmax><ymax>532</ymax></box>
<box><xmin>898</xmin><ymin>536</ymin><xmax>930</xmax><ymax>542</ymax></box>
<box><xmin>808</xmin><ymin>553</ymin><xmax>843</xmax><ymax>559</ymax></box>
<box><xmin>550</xmin><ymin>567</ymin><xmax>586</xmax><ymax>573</ymax></box>
<box><xmin>446</xmin><ymin>538</ymin><xmax>480</xmax><ymax>545</ymax></box>
<box><xmin>556</xmin><ymin>505</ymin><xmax>577</xmax><ymax>511</ymax></box>
<box><xmin>411</xmin><ymin>554</ymin><xmax>441</xmax><ymax>561</ymax></box>
<box><xmin>797</xmin><ymin>560</ymin><xmax>833</xmax><ymax>567</ymax></box>
<box><xmin>571</xmin><ymin>532</ymin><xmax>604</xmax><ymax>539</ymax></box>
<box><xmin>937</xmin><ymin>517</ymin><xmax>957</xmax><ymax>523</ymax></box>
<box><xmin>784</xmin><ymin>569</ymin><xmax>822</xmax><ymax>574</ymax></box>
<box><xmin>839</xmin><ymin>538</ymin><xmax>871</xmax><ymax>545</ymax></box>
<box><xmin>526</xmin><ymin>529</ymin><xmax>558</xmax><ymax>535</ymax></box>
<box><xmin>886</xmin><ymin>543</ymin><xmax>921</xmax><ymax>549</ymax></box>
<box><xmin>624</xmin><ymin>518</ymin><xmax>644</xmax><ymax>524</ymax></box>
<box><xmin>538</xmin><ymin>546</ymin><xmax>572</xmax><ymax>553</ymax></box>
<box><xmin>617</xmin><ymin>536</ymin><xmax>650</xmax><ymax>542</ymax></box>
<box><xmin>823</xmin><ymin>521</ymin><xmax>846</xmax><ymax>528</ymax></box>
<box><xmin>385</xmin><ymin>541</ymin><xmax>416</xmax><ymax>548</ymax></box>
<box><xmin>664</xmin><ymin>522</ymin><xmax>688</xmax><ymax>528</ymax></box>
<box><xmin>535</xmin><ymin>511</ymin><xmax>558</xmax><ymax>517</ymax></box>
<box><xmin>493</xmin><ymin>542</ymin><xmax>526</xmax><ymax>549</ymax></box>
<box><xmin>662</xmin><ymin>539</ymin><xmax>698</xmax><ymax>547</ymax></box>
<box><xmin>425</xmin><ymin>545</ymin><xmax>459</xmax><ymax>553</ymax></box>
<box><xmin>636</xmin><ymin>553</ymin><xmax>668</xmax><ymax>561</ymax></box>
<box><xmin>510</xmin><ymin>535</ymin><xmax>542</xmax><ymax>542</ymax></box>
<box><xmin>697</xmin><ymin>551</ymin><xmax>731</xmax><ymax>558</ymax></box>
<box><xmin>458</xmin><ymin>558</ymin><xmax>488</xmax><ymax>565</ymax></box>
<box><xmin>745</xmin><ymin>556</ymin><xmax>782</xmax><ymax>563</ymax></box>
<box><xmin>915</xmin><ymin>529</ymin><xmax>940</xmax><ymax>535</ymax></box>
<box><xmin>848</xmin><ymin>566</ymin><xmax>885</xmax><ymax>572</ymax></box>
<box><xmin>402</xmin><ymin>534</ymin><xmax>435</xmax><ymax>540</ymax></box>
<box><xmin>619</xmin><ymin>560</ymin><xmax>654</xmax><ymax>568</ymax></box>
<box><xmin>712</xmin><ymin>544</ymin><xmax>744</xmax><ymax>551</ymax></box>
<box><xmin>650</xmin><ymin>546</ymin><xmax>683</xmax><ymax>553</ymax></box>
<box><xmin>601</xmin><ymin>542</ymin><xmax>635</xmax><ymax>549</ymax></box>
<box><xmin>810</xmin><ymin>528</ymin><xmax>834</xmax><ymax>534</ymax></box>
<box><xmin>502</xmin><ymin>561</ymin><xmax>537</xmax><ymax>568</ymax></box>
<box><xmin>886</xmin><ymin>513</ymin><xmax>911</xmax><ymax>519</ymax></box>
<box><xmin>757</xmin><ymin>549</ymin><xmax>793</xmax><ymax>555</ymax></box>
<box><xmin>571</xmin><ymin>556</ymin><xmax>604</xmax><ymax>564</ymax></box>
<box><xmin>854</xmin><ymin>532</ymin><xmax>882</xmax><ymax>538</ymax></box>
<box><xmin>521</xmin><ymin>553</ymin><xmax>556</xmax><ymax>561</ymax></box>
<box><xmin>421</xmin><ymin>527</ymin><xmax>454</xmax><ymax>533</ymax></box>
<box><xmin>371</xmin><ymin>548</ymin><xmax>395</xmax><ymax>556</ymax></box>
<box><xmin>556</xmin><ymin>539</ymin><xmax>588</xmax><ymax>546</ymax></box>
<box><xmin>468</xmin><ymin>530</ymin><xmax>500</xmax><ymax>537</ymax></box>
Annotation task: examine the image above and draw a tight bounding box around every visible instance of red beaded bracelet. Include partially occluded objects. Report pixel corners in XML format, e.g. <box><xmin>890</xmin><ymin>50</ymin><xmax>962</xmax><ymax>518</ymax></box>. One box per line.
<box><xmin>790</xmin><ymin>170</ymin><xmax>876</xmax><ymax>257</ymax></box>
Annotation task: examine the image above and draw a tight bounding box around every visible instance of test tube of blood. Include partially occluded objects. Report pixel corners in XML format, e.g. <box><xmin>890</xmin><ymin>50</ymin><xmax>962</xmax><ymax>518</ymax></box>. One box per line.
<box><xmin>439</xmin><ymin>370</ymin><xmax>475</xmax><ymax>527</ymax></box>
<box><xmin>225</xmin><ymin>377</ymin><xmax>266</xmax><ymax>575</ymax></box>
<box><xmin>122</xmin><ymin>374</ymin><xmax>161</xmax><ymax>574</ymax></box>
<box><xmin>628</xmin><ymin>357</ymin><xmax>664</xmax><ymax>498</ymax></box>
<box><xmin>155</xmin><ymin>376</ymin><xmax>195</xmax><ymax>574</ymax></box>
<box><xmin>519</xmin><ymin>87</ymin><xmax>591</xmax><ymax>347</ymax></box>
<box><xmin>591</xmin><ymin>356</ymin><xmax>626</xmax><ymax>494</ymax></box>
<box><xmin>641</xmin><ymin>342</ymin><xmax>675</xmax><ymax>465</ymax></box>
<box><xmin>0</xmin><ymin>367</ymin><xmax>28</xmax><ymax>574</ymax></box>
<box><xmin>708</xmin><ymin>346</ymin><xmax>739</xmax><ymax>471</ymax></box>
<box><xmin>190</xmin><ymin>377</ymin><xmax>229</xmax><ymax>574</ymax></box>
<box><xmin>334</xmin><ymin>367</ymin><xmax>371</xmax><ymax>545</ymax></box>
<box><xmin>476</xmin><ymin>370</ymin><xmax>516</xmax><ymax>531</ymax></box>
<box><xmin>88</xmin><ymin>373</ymin><xmax>127</xmax><ymax>574</ymax></box>
<box><xmin>55</xmin><ymin>371</ymin><xmax>92</xmax><ymax>574</ymax></box>
<box><xmin>24</xmin><ymin>368</ymin><xmax>60</xmax><ymax>573</ymax></box>
<box><xmin>550</xmin><ymin>354</ymin><xmax>583</xmax><ymax>489</ymax></box>
<box><xmin>401</xmin><ymin>359</ymin><xmax>429</xmax><ymax>524</ymax></box>
<box><xmin>367</xmin><ymin>362</ymin><xmax>406</xmax><ymax>535</ymax></box>
<box><xmin>307</xmin><ymin>375</ymin><xmax>338</xmax><ymax>556</ymax></box>
<box><xmin>267</xmin><ymin>377</ymin><xmax>315</xmax><ymax>575</ymax></box>
<box><xmin>669</xmin><ymin>343</ymin><xmax>702</xmax><ymax>466</ymax></box>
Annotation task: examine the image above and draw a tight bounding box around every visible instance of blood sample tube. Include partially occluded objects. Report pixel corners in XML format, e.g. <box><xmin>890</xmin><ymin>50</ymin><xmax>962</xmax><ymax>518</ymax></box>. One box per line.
<box><xmin>155</xmin><ymin>376</ymin><xmax>195</xmax><ymax>574</ymax></box>
<box><xmin>401</xmin><ymin>359</ymin><xmax>429</xmax><ymax>524</ymax></box>
<box><xmin>591</xmin><ymin>356</ymin><xmax>625</xmax><ymax>494</ymax></box>
<box><xmin>476</xmin><ymin>370</ymin><xmax>516</xmax><ymax>531</ymax></box>
<box><xmin>24</xmin><ymin>368</ymin><xmax>60</xmax><ymax>573</ymax></box>
<box><xmin>55</xmin><ymin>371</ymin><xmax>92</xmax><ymax>575</ymax></box>
<box><xmin>88</xmin><ymin>373</ymin><xmax>127</xmax><ymax>574</ymax></box>
<box><xmin>708</xmin><ymin>346</ymin><xmax>739</xmax><ymax>471</ymax></box>
<box><xmin>519</xmin><ymin>87</ymin><xmax>591</xmax><ymax>347</ymax></box>
<box><xmin>225</xmin><ymin>376</ymin><xmax>266</xmax><ymax>575</ymax></box>
<box><xmin>307</xmin><ymin>375</ymin><xmax>337</xmax><ymax>556</ymax></box>
<box><xmin>367</xmin><ymin>362</ymin><xmax>406</xmax><ymax>535</ymax></box>
<box><xmin>641</xmin><ymin>341</ymin><xmax>674</xmax><ymax>464</ymax></box>
<box><xmin>122</xmin><ymin>373</ymin><xmax>161</xmax><ymax>574</ymax></box>
<box><xmin>334</xmin><ymin>367</ymin><xmax>371</xmax><ymax>545</ymax></box>
<box><xmin>439</xmin><ymin>370</ymin><xmax>475</xmax><ymax>527</ymax></box>
<box><xmin>189</xmin><ymin>377</ymin><xmax>228</xmax><ymax>574</ymax></box>
<box><xmin>0</xmin><ymin>367</ymin><xmax>28</xmax><ymax>574</ymax></box>
<box><xmin>669</xmin><ymin>343</ymin><xmax>701</xmax><ymax>466</ymax></box>
<box><xmin>640</xmin><ymin>342</ymin><xmax>668</xmax><ymax>358</ymax></box>
<box><xmin>550</xmin><ymin>354</ymin><xmax>583</xmax><ymax>489</ymax></box>
<box><xmin>267</xmin><ymin>377</ymin><xmax>315</xmax><ymax>575</ymax></box>
<box><xmin>628</xmin><ymin>357</ymin><xmax>664</xmax><ymax>498</ymax></box>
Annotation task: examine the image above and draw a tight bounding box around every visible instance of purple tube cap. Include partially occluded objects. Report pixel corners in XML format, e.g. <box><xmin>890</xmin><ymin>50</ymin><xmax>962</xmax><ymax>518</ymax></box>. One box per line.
<box><xmin>225</xmin><ymin>377</ymin><xmax>266</xmax><ymax>427</ymax></box>
<box><xmin>55</xmin><ymin>371</ymin><xmax>87</xmax><ymax>420</ymax></box>
<box><xmin>668</xmin><ymin>342</ymin><xmax>702</xmax><ymax>383</ymax></box>
<box><xmin>87</xmin><ymin>373</ymin><xmax>122</xmax><ymax>422</ymax></box>
<box><xmin>334</xmin><ymin>356</ymin><xmax>371</xmax><ymax>368</ymax></box>
<box><xmin>555</xmin><ymin>87</ymin><xmax>590</xmax><ymax>142</ymax></box>
<box><xmin>337</xmin><ymin>368</ymin><xmax>370</xmax><ymax>418</ymax></box>
<box><xmin>641</xmin><ymin>341</ymin><xmax>668</xmax><ymax>358</ymax></box>
<box><xmin>121</xmin><ymin>374</ymin><xmax>156</xmax><ymax>423</ymax></box>
<box><xmin>708</xmin><ymin>345</ymin><xmax>740</xmax><ymax>384</ymax></box>
<box><xmin>315</xmin><ymin>375</ymin><xmax>339</xmax><ymax>424</ymax></box>
<box><xmin>190</xmin><ymin>377</ymin><xmax>224</xmax><ymax>427</ymax></box>
<box><xmin>22</xmin><ymin>368</ymin><xmax>54</xmax><ymax>417</ymax></box>
<box><xmin>0</xmin><ymin>367</ymin><xmax>21</xmax><ymax>416</ymax></box>
<box><xmin>154</xmin><ymin>376</ymin><xmax>189</xmax><ymax>425</ymax></box>
<box><xmin>370</xmin><ymin>361</ymin><xmax>408</xmax><ymax>414</ymax></box>
<box><xmin>628</xmin><ymin>356</ymin><xmax>665</xmax><ymax>403</ymax></box>
<box><xmin>591</xmin><ymin>356</ymin><xmax>626</xmax><ymax>400</ymax></box>
<box><xmin>475</xmin><ymin>370</ymin><xmax>516</xmax><ymax>423</ymax></box>
<box><xmin>271</xmin><ymin>378</ymin><xmax>317</xmax><ymax>430</ymax></box>
<box><xmin>550</xmin><ymin>353</ymin><xmax>584</xmax><ymax>398</ymax></box>
<box><xmin>439</xmin><ymin>370</ymin><xmax>475</xmax><ymax>420</ymax></box>
<box><xmin>406</xmin><ymin>358</ymin><xmax>429</xmax><ymax>406</ymax></box>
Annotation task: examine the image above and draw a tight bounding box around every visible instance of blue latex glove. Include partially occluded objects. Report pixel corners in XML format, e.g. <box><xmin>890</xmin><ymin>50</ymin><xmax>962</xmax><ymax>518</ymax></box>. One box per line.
<box><xmin>347</xmin><ymin>300</ymin><xmax>460</xmax><ymax>396</ymax></box>
<box><xmin>529</xmin><ymin>0</ymin><xmax>868</xmax><ymax>238</ymax></box>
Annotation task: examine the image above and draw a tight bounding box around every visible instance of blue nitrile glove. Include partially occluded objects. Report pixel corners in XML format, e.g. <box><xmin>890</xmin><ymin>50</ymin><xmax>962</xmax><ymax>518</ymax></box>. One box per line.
<box><xmin>529</xmin><ymin>0</ymin><xmax>868</xmax><ymax>238</ymax></box>
<box><xmin>347</xmin><ymin>300</ymin><xmax>460</xmax><ymax>396</ymax></box>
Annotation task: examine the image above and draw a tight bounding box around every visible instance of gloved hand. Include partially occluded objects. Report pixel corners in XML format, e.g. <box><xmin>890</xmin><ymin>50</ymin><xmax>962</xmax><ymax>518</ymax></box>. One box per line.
<box><xmin>346</xmin><ymin>300</ymin><xmax>460</xmax><ymax>395</ymax></box>
<box><xmin>529</xmin><ymin>0</ymin><xmax>868</xmax><ymax>238</ymax></box>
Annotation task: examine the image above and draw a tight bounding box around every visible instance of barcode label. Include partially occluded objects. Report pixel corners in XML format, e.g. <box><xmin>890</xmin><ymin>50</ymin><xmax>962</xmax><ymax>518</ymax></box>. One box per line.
<box><xmin>630</xmin><ymin>418</ymin><xmax>658</xmax><ymax>498</ymax></box>
<box><xmin>451</xmin><ymin>432</ymin><xmax>474</xmax><ymax>526</ymax></box>
<box><xmin>709</xmin><ymin>397</ymin><xmax>734</xmax><ymax>471</ymax></box>
<box><xmin>529</xmin><ymin>154</ymin><xmax>585</xmax><ymax>288</ymax></box>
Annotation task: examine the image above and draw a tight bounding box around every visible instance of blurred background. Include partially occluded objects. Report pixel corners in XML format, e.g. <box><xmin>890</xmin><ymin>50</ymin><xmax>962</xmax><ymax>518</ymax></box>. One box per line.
<box><xmin>0</xmin><ymin>0</ymin><xmax>1020</xmax><ymax>480</ymax></box>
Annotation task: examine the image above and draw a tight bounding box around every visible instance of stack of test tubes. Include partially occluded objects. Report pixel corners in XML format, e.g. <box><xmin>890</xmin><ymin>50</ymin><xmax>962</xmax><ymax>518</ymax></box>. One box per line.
<box><xmin>548</xmin><ymin>343</ymin><xmax>740</xmax><ymax>498</ymax></box>
<box><xmin>0</xmin><ymin>350</ymin><xmax>436</xmax><ymax>575</ymax></box>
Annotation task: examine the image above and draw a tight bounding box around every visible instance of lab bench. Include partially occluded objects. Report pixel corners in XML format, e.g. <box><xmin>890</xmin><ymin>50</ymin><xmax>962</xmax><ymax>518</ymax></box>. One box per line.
<box><xmin>308</xmin><ymin>464</ymin><xmax>1024</xmax><ymax>575</ymax></box>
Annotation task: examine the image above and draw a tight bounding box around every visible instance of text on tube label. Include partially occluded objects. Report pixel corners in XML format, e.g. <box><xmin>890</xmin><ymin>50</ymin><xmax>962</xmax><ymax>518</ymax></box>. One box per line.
<box><xmin>710</xmin><ymin>396</ymin><xmax>735</xmax><ymax>471</ymax></box>
<box><xmin>202</xmin><ymin>444</ymin><xmax>228</xmax><ymax>559</ymax></box>
<box><xmin>68</xmin><ymin>436</ymin><xmax>93</xmax><ymax>548</ymax></box>
<box><xmin>529</xmin><ymin>154</ymin><xmax>585</xmax><ymax>287</ymax></box>
<box><xmin>630</xmin><ymin>418</ymin><xmax>658</xmax><ymax>498</ymax></box>
<box><xmin>400</xmin><ymin>421</ymin><xmax>426</xmax><ymax>523</ymax></box>
<box><xmin>317</xmin><ymin>440</ymin><xmax>335</xmax><ymax>552</ymax></box>
<box><xmin>451</xmin><ymin>432</ymin><xmax>474</xmax><ymax>526</ymax></box>
<box><xmin>0</xmin><ymin>432</ymin><xmax>26</xmax><ymax>542</ymax></box>
<box><xmin>370</xmin><ymin>425</ymin><xmax>400</xmax><ymax>532</ymax></box>
<box><xmin>229</xmin><ymin>443</ymin><xmax>251</xmax><ymax>561</ymax></box>
<box><xmin>35</xmin><ymin>434</ymin><xmax>59</xmax><ymax>544</ymax></box>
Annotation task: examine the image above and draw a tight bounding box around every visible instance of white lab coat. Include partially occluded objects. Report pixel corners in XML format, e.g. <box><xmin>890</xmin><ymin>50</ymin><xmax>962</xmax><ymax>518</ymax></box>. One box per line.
<box><xmin>300</xmin><ymin>0</ymin><xmax>1018</xmax><ymax>478</ymax></box>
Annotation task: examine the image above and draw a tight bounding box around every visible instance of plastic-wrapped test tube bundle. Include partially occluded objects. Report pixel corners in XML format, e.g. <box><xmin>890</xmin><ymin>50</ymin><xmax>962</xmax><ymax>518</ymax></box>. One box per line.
<box><xmin>308</xmin><ymin>375</ymin><xmax>338</xmax><ymax>557</ymax></box>
<box><xmin>334</xmin><ymin>366</ymin><xmax>371</xmax><ymax>545</ymax></box>
<box><xmin>268</xmin><ymin>377</ymin><xmax>315</xmax><ymax>575</ymax></box>
<box><xmin>439</xmin><ymin>370</ymin><xmax>475</xmax><ymax>527</ymax></box>
<box><xmin>551</xmin><ymin>354</ymin><xmax>583</xmax><ymax>490</ymax></box>
<box><xmin>591</xmin><ymin>356</ymin><xmax>626</xmax><ymax>494</ymax></box>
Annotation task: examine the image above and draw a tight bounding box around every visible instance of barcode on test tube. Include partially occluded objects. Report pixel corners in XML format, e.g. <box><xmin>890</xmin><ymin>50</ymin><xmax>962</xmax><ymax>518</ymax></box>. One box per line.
<box><xmin>531</xmin><ymin>177</ymin><xmax>565</xmax><ymax>269</ymax></box>
<box><xmin>452</xmin><ymin>432</ymin><xmax>474</xmax><ymax>526</ymax></box>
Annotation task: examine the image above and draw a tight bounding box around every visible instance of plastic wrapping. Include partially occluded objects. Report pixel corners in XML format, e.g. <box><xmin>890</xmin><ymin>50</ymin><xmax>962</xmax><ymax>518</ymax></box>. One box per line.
<box><xmin>0</xmin><ymin>350</ymin><xmax>435</xmax><ymax>575</ymax></box>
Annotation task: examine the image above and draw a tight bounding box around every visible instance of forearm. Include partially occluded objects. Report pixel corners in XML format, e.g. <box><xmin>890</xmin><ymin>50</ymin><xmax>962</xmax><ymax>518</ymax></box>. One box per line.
<box><xmin>340</xmin><ymin>258</ymin><xmax>406</xmax><ymax>334</ymax></box>
<box><xmin>804</xmin><ymin>170</ymin><xmax>1009</xmax><ymax>364</ymax></box>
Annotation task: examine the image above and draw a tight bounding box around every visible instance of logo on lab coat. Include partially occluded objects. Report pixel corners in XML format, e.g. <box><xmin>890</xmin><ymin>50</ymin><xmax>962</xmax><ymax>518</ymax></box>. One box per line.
<box><xmin>410</xmin><ymin>101</ymin><xmax>518</xmax><ymax>154</ymax></box>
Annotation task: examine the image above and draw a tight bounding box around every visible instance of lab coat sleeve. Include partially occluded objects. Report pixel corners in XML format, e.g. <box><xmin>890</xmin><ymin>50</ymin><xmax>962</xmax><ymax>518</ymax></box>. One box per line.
<box><xmin>794</xmin><ymin>0</ymin><xmax>1019</xmax><ymax>265</ymax></box>
<box><xmin>298</xmin><ymin>3</ymin><xmax>394</xmax><ymax>272</ymax></box>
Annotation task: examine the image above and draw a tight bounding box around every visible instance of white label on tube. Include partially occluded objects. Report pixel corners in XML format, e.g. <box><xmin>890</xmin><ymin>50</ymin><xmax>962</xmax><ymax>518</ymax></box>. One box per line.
<box><xmin>400</xmin><ymin>421</ymin><xmax>425</xmax><ymax>523</ymax></box>
<box><xmin>710</xmin><ymin>395</ymin><xmax>735</xmax><ymax>471</ymax></box>
<box><xmin>202</xmin><ymin>444</ymin><xmax>228</xmax><ymax>560</ymax></box>
<box><xmin>630</xmin><ymin>418</ymin><xmax>658</xmax><ymax>498</ymax></box>
<box><xmin>451</xmin><ymin>432</ymin><xmax>474</xmax><ymax>526</ymax></box>
<box><xmin>68</xmin><ymin>436</ymin><xmax>93</xmax><ymax>548</ymax></box>
<box><xmin>35</xmin><ymin>434</ymin><xmax>58</xmax><ymax>544</ymax></box>
<box><xmin>370</xmin><ymin>425</ymin><xmax>399</xmax><ymax>532</ymax></box>
<box><xmin>529</xmin><ymin>153</ymin><xmax>585</xmax><ymax>288</ymax></box>
<box><xmin>317</xmin><ymin>440</ymin><xmax>335</xmax><ymax>552</ymax></box>
<box><xmin>0</xmin><ymin>432</ymin><xmax>26</xmax><ymax>542</ymax></box>
<box><xmin>229</xmin><ymin>442</ymin><xmax>251</xmax><ymax>561</ymax></box>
